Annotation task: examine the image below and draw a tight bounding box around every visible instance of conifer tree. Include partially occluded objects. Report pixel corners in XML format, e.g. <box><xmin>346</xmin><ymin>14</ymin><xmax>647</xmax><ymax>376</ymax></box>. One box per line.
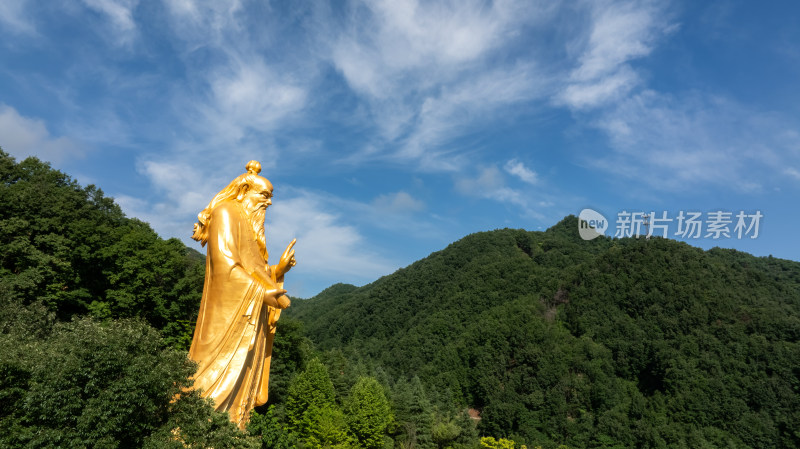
<box><xmin>344</xmin><ymin>376</ymin><xmax>393</xmax><ymax>449</ymax></box>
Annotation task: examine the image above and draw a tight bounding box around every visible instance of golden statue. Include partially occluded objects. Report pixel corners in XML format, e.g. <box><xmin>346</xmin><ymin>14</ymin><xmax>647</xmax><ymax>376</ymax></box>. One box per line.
<box><xmin>188</xmin><ymin>160</ymin><xmax>296</xmax><ymax>430</ymax></box>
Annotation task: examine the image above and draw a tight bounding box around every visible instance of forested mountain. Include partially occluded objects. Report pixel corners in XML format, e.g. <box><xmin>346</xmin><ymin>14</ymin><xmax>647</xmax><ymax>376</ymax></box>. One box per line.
<box><xmin>288</xmin><ymin>219</ymin><xmax>800</xmax><ymax>448</ymax></box>
<box><xmin>2</xmin><ymin>149</ymin><xmax>799</xmax><ymax>448</ymax></box>
<box><xmin>0</xmin><ymin>150</ymin><xmax>204</xmax><ymax>348</ymax></box>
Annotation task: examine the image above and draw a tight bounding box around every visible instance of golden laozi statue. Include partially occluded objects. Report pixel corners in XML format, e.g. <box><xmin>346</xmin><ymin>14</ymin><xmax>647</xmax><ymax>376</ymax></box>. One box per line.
<box><xmin>188</xmin><ymin>160</ymin><xmax>296</xmax><ymax>430</ymax></box>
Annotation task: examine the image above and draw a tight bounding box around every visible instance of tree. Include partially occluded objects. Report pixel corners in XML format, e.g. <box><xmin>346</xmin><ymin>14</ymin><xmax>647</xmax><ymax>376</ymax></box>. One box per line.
<box><xmin>392</xmin><ymin>376</ymin><xmax>435</xmax><ymax>449</ymax></box>
<box><xmin>480</xmin><ymin>436</ymin><xmax>524</xmax><ymax>449</ymax></box>
<box><xmin>344</xmin><ymin>376</ymin><xmax>394</xmax><ymax>449</ymax></box>
<box><xmin>285</xmin><ymin>358</ymin><xmax>336</xmax><ymax>434</ymax></box>
<box><xmin>248</xmin><ymin>406</ymin><xmax>296</xmax><ymax>449</ymax></box>
<box><xmin>303</xmin><ymin>404</ymin><xmax>357</xmax><ymax>449</ymax></box>
<box><xmin>0</xmin><ymin>299</ymin><xmax>258</xmax><ymax>448</ymax></box>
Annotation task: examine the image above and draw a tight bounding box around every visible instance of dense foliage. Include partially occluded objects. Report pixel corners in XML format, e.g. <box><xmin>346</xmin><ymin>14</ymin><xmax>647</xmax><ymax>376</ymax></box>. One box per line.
<box><xmin>0</xmin><ymin>150</ymin><xmax>204</xmax><ymax>349</ymax></box>
<box><xmin>0</xmin><ymin>296</ymin><xmax>258</xmax><ymax>448</ymax></box>
<box><xmin>289</xmin><ymin>218</ymin><xmax>800</xmax><ymax>448</ymax></box>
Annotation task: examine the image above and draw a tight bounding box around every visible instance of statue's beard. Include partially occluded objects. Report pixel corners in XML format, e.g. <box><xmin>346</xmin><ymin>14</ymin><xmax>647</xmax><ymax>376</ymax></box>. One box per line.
<box><xmin>246</xmin><ymin>205</ymin><xmax>268</xmax><ymax>261</ymax></box>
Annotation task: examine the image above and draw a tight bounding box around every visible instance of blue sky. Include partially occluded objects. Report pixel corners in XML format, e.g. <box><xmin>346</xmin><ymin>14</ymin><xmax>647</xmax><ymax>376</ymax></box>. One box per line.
<box><xmin>1</xmin><ymin>0</ymin><xmax>799</xmax><ymax>297</ymax></box>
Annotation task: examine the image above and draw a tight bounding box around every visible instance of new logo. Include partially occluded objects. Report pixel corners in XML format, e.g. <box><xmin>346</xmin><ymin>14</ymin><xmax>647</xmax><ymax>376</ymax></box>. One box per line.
<box><xmin>578</xmin><ymin>209</ymin><xmax>608</xmax><ymax>241</ymax></box>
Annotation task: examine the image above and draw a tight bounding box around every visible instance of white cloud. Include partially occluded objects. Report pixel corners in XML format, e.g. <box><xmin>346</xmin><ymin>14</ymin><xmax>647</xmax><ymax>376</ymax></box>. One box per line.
<box><xmin>0</xmin><ymin>104</ymin><xmax>83</xmax><ymax>164</ymax></box>
<box><xmin>139</xmin><ymin>159</ymin><xmax>217</xmax><ymax>215</ymax></box>
<box><xmin>206</xmin><ymin>59</ymin><xmax>308</xmax><ymax>140</ymax></box>
<box><xmin>547</xmin><ymin>0</ymin><xmax>800</xmax><ymax>193</ymax></box>
<box><xmin>453</xmin><ymin>164</ymin><xmax>564</xmax><ymax>221</ymax></box>
<box><xmin>558</xmin><ymin>65</ymin><xmax>639</xmax><ymax>110</ymax></box>
<box><xmin>81</xmin><ymin>0</ymin><xmax>140</xmax><ymax>45</ymax></box>
<box><xmin>504</xmin><ymin>159</ymin><xmax>538</xmax><ymax>184</ymax></box>
<box><xmin>456</xmin><ymin>165</ymin><xmax>527</xmax><ymax>209</ymax></box>
<box><xmin>372</xmin><ymin>191</ymin><xmax>424</xmax><ymax>213</ymax></box>
<box><xmin>572</xmin><ymin>0</ymin><xmax>665</xmax><ymax>81</ymax></box>
<box><xmin>0</xmin><ymin>0</ymin><xmax>35</xmax><ymax>34</ymax></box>
<box><xmin>396</xmin><ymin>63</ymin><xmax>546</xmax><ymax>171</ymax></box>
<box><xmin>157</xmin><ymin>1</ymin><xmax>315</xmax><ymax>171</ymax></box>
<box><xmin>111</xmin><ymin>157</ymin><xmax>236</xmax><ymax>242</ymax></box>
<box><xmin>163</xmin><ymin>0</ymin><xmax>244</xmax><ymax>46</ymax></box>
<box><xmin>330</xmin><ymin>0</ymin><xmax>531</xmax><ymax>97</ymax></box>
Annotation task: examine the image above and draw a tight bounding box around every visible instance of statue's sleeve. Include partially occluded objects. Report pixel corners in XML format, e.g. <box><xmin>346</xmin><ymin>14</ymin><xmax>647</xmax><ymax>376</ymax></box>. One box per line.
<box><xmin>208</xmin><ymin>205</ymin><xmax>267</xmax><ymax>289</ymax></box>
<box><xmin>202</xmin><ymin>205</ymin><xmax>271</xmax><ymax>327</ymax></box>
<box><xmin>190</xmin><ymin>203</ymin><xmax>270</xmax><ymax>359</ymax></box>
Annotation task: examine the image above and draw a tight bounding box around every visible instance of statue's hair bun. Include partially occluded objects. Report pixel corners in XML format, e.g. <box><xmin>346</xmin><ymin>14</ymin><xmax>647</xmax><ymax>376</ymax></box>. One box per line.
<box><xmin>246</xmin><ymin>160</ymin><xmax>262</xmax><ymax>175</ymax></box>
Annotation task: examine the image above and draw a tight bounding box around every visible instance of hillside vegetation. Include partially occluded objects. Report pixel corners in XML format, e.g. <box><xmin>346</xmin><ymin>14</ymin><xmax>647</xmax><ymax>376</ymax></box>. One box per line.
<box><xmin>289</xmin><ymin>218</ymin><xmax>800</xmax><ymax>448</ymax></box>
<box><xmin>0</xmin><ymin>150</ymin><xmax>204</xmax><ymax>348</ymax></box>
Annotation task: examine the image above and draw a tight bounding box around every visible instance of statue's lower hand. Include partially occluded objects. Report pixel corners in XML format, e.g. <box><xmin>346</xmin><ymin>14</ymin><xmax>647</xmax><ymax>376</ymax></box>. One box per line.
<box><xmin>276</xmin><ymin>295</ymin><xmax>291</xmax><ymax>309</ymax></box>
<box><xmin>264</xmin><ymin>288</ymin><xmax>290</xmax><ymax>309</ymax></box>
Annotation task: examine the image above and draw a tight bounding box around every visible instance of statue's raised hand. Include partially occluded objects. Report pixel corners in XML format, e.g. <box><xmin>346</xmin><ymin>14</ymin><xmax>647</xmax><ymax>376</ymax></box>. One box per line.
<box><xmin>274</xmin><ymin>238</ymin><xmax>296</xmax><ymax>278</ymax></box>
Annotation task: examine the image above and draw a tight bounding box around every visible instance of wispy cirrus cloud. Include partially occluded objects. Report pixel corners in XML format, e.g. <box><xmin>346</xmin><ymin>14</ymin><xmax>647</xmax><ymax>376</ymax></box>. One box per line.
<box><xmin>153</xmin><ymin>1</ymin><xmax>317</xmax><ymax>161</ymax></box>
<box><xmin>127</xmin><ymin>1</ymin><xmax>318</xmax><ymax>233</ymax></box>
<box><xmin>396</xmin><ymin>63</ymin><xmax>546</xmax><ymax>171</ymax></box>
<box><xmin>202</xmin><ymin>57</ymin><xmax>309</xmax><ymax>144</ymax></box>
<box><xmin>591</xmin><ymin>90</ymin><xmax>800</xmax><ymax>192</ymax></box>
<box><xmin>81</xmin><ymin>0</ymin><xmax>139</xmax><ymax>45</ymax></box>
<box><xmin>549</xmin><ymin>0</ymin><xmax>800</xmax><ymax>192</ymax></box>
<box><xmin>0</xmin><ymin>0</ymin><xmax>35</xmax><ymax>35</ymax></box>
<box><xmin>556</xmin><ymin>0</ymin><xmax>675</xmax><ymax>110</ymax></box>
<box><xmin>330</xmin><ymin>0</ymin><xmax>532</xmax><ymax>95</ymax></box>
<box><xmin>326</xmin><ymin>0</ymin><xmax>549</xmax><ymax>168</ymax></box>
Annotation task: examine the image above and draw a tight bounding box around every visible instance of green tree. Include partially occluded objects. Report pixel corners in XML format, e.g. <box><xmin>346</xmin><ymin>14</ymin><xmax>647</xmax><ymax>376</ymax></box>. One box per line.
<box><xmin>344</xmin><ymin>376</ymin><xmax>394</xmax><ymax>449</ymax></box>
<box><xmin>248</xmin><ymin>406</ymin><xmax>296</xmax><ymax>449</ymax></box>
<box><xmin>304</xmin><ymin>404</ymin><xmax>358</xmax><ymax>449</ymax></box>
<box><xmin>0</xmin><ymin>151</ymin><xmax>205</xmax><ymax>348</ymax></box>
<box><xmin>480</xmin><ymin>436</ymin><xmax>522</xmax><ymax>449</ymax></box>
<box><xmin>391</xmin><ymin>376</ymin><xmax>435</xmax><ymax>449</ymax></box>
<box><xmin>285</xmin><ymin>358</ymin><xmax>336</xmax><ymax>434</ymax></box>
<box><xmin>0</xmin><ymin>298</ymin><xmax>257</xmax><ymax>448</ymax></box>
<box><xmin>431</xmin><ymin>418</ymin><xmax>461</xmax><ymax>449</ymax></box>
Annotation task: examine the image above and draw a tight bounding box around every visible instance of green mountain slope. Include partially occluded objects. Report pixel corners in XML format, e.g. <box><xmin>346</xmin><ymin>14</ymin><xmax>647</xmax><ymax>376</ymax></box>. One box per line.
<box><xmin>288</xmin><ymin>219</ymin><xmax>800</xmax><ymax>448</ymax></box>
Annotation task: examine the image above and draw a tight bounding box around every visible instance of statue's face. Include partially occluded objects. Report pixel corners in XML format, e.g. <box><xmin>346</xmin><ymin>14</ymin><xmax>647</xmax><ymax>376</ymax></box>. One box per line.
<box><xmin>240</xmin><ymin>182</ymin><xmax>273</xmax><ymax>213</ymax></box>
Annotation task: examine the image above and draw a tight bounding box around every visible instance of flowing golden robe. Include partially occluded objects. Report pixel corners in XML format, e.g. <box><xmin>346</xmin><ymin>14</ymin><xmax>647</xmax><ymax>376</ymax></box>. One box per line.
<box><xmin>188</xmin><ymin>200</ymin><xmax>282</xmax><ymax>429</ymax></box>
